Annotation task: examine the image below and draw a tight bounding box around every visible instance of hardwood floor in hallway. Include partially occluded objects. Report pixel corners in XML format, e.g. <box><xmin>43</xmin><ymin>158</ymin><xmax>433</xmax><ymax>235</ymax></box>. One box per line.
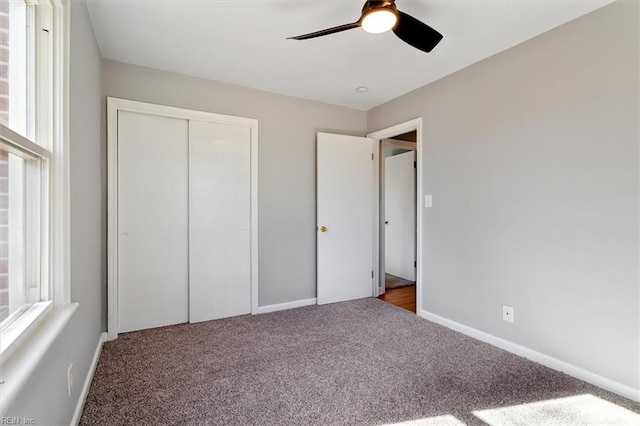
<box><xmin>378</xmin><ymin>284</ymin><xmax>416</xmax><ymax>313</ymax></box>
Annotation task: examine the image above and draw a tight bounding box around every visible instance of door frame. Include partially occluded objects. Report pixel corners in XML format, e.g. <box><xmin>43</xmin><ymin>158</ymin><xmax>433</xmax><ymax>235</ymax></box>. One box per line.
<box><xmin>107</xmin><ymin>97</ymin><xmax>259</xmax><ymax>340</ymax></box>
<box><xmin>367</xmin><ymin>118</ymin><xmax>423</xmax><ymax>314</ymax></box>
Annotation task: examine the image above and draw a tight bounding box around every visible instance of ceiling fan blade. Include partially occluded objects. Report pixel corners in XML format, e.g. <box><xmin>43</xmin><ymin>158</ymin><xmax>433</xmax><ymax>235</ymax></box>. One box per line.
<box><xmin>392</xmin><ymin>11</ymin><xmax>443</xmax><ymax>53</ymax></box>
<box><xmin>288</xmin><ymin>22</ymin><xmax>360</xmax><ymax>40</ymax></box>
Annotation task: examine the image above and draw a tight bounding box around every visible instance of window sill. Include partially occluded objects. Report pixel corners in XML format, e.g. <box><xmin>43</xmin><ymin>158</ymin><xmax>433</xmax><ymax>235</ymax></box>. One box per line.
<box><xmin>0</xmin><ymin>302</ymin><xmax>78</xmax><ymax>415</ymax></box>
<box><xmin>1</xmin><ymin>302</ymin><xmax>54</xmax><ymax>359</ymax></box>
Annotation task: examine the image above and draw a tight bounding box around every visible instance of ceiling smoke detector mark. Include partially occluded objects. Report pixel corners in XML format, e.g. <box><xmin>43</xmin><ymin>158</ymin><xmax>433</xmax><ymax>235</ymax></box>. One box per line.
<box><xmin>356</xmin><ymin>86</ymin><xmax>368</xmax><ymax>93</ymax></box>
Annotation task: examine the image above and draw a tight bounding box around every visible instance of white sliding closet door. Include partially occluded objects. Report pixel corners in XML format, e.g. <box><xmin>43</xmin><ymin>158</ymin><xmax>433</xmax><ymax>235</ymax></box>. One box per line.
<box><xmin>118</xmin><ymin>111</ymin><xmax>189</xmax><ymax>333</ymax></box>
<box><xmin>189</xmin><ymin>120</ymin><xmax>251</xmax><ymax>323</ymax></box>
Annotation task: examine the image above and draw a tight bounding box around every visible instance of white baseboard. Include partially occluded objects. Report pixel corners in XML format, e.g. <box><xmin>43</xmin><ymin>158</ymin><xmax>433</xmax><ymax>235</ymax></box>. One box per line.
<box><xmin>256</xmin><ymin>298</ymin><xmax>317</xmax><ymax>314</ymax></box>
<box><xmin>70</xmin><ymin>332</ymin><xmax>107</xmax><ymax>426</ymax></box>
<box><xmin>419</xmin><ymin>310</ymin><xmax>640</xmax><ymax>403</ymax></box>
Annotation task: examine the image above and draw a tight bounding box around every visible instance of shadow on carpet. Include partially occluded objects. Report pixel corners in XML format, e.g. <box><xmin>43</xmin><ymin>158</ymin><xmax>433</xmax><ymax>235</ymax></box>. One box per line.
<box><xmin>80</xmin><ymin>298</ymin><xmax>640</xmax><ymax>426</ymax></box>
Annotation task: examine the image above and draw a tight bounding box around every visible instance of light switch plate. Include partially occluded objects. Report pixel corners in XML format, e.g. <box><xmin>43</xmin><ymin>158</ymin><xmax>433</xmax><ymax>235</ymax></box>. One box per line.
<box><xmin>424</xmin><ymin>194</ymin><xmax>433</xmax><ymax>208</ymax></box>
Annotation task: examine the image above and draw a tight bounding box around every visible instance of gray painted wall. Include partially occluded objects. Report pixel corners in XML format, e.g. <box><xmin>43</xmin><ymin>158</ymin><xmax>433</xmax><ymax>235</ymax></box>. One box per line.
<box><xmin>102</xmin><ymin>60</ymin><xmax>367</xmax><ymax>306</ymax></box>
<box><xmin>5</xmin><ymin>0</ymin><xmax>105</xmax><ymax>423</ymax></box>
<box><xmin>368</xmin><ymin>1</ymin><xmax>639</xmax><ymax>389</ymax></box>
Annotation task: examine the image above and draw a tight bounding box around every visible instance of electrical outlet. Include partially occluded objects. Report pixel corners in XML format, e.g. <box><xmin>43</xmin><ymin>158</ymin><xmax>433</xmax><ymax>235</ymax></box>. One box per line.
<box><xmin>502</xmin><ymin>305</ymin><xmax>514</xmax><ymax>323</ymax></box>
<box><xmin>67</xmin><ymin>363</ymin><xmax>73</xmax><ymax>397</ymax></box>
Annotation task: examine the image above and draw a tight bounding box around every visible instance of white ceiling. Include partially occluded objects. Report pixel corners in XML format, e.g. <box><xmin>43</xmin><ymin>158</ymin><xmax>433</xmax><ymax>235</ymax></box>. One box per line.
<box><xmin>86</xmin><ymin>0</ymin><xmax>614</xmax><ymax>110</ymax></box>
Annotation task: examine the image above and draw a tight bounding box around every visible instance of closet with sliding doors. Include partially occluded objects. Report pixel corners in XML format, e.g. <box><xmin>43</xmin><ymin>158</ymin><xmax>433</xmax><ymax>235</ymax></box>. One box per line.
<box><xmin>107</xmin><ymin>98</ymin><xmax>257</xmax><ymax>338</ymax></box>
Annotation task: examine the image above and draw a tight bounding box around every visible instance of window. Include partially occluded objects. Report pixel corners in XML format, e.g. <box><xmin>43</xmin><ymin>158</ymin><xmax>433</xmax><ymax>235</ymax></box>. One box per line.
<box><xmin>0</xmin><ymin>0</ymin><xmax>66</xmax><ymax>355</ymax></box>
<box><xmin>1</xmin><ymin>0</ymin><xmax>32</xmax><ymax>137</ymax></box>
<box><xmin>0</xmin><ymin>143</ymin><xmax>45</xmax><ymax>326</ymax></box>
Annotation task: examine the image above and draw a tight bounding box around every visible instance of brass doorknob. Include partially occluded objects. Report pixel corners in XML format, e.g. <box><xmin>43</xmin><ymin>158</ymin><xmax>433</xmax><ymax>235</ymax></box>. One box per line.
<box><xmin>319</xmin><ymin>226</ymin><xmax>328</xmax><ymax>233</ymax></box>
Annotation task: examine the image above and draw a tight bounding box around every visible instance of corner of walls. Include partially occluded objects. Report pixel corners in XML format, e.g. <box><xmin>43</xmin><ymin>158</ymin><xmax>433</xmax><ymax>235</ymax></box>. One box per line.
<box><xmin>100</xmin><ymin>60</ymin><xmax>108</xmax><ymax>334</ymax></box>
<box><xmin>636</xmin><ymin>0</ymin><xmax>640</xmax><ymax>397</ymax></box>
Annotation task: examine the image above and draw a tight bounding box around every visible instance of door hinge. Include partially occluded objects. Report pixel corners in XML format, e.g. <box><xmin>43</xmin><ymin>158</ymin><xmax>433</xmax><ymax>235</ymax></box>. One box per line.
<box><xmin>371</xmin><ymin>270</ymin><xmax>374</xmax><ymax>278</ymax></box>
<box><xmin>414</xmin><ymin>260</ymin><xmax>417</xmax><ymax>268</ymax></box>
<box><xmin>372</xmin><ymin>153</ymin><xmax>374</xmax><ymax>160</ymax></box>
<box><xmin>414</xmin><ymin>161</ymin><xmax>416</xmax><ymax>168</ymax></box>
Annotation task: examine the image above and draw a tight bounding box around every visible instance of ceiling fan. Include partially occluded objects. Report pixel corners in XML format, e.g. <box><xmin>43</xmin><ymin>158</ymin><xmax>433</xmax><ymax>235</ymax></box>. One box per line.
<box><xmin>288</xmin><ymin>0</ymin><xmax>443</xmax><ymax>53</ymax></box>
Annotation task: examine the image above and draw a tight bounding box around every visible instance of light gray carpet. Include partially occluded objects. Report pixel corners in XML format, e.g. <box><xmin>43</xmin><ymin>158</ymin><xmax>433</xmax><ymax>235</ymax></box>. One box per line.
<box><xmin>385</xmin><ymin>273</ymin><xmax>415</xmax><ymax>290</ymax></box>
<box><xmin>80</xmin><ymin>298</ymin><xmax>640</xmax><ymax>426</ymax></box>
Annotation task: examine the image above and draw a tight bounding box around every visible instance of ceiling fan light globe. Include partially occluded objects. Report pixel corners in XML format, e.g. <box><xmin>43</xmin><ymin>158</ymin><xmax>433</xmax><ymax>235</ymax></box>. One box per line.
<box><xmin>361</xmin><ymin>9</ymin><xmax>397</xmax><ymax>34</ymax></box>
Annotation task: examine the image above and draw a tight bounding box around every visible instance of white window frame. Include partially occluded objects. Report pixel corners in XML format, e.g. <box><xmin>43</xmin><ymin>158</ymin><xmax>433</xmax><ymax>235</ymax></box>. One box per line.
<box><xmin>0</xmin><ymin>0</ymin><xmax>73</xmax><ymax>415</ymax></box>
<box><xmin>0</xmin><ymin>123</ymin><xmax>52</xmax><ymax>356</ymax></box>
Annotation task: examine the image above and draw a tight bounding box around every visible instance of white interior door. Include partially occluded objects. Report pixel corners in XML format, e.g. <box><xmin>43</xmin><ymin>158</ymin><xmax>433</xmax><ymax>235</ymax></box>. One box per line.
<box><xmin>384</xmin><ymin>150</ymin><xmax>416</xmax><ymax>281</ymax></box>
<box><xmin>317</xmin><ymin>133</ymin><xmax>375</xmax><ymax>305</ymax></box>
<box><xmin>118</xmin><ymin>111</ymin><xmax>189</xmax><ymax>333</ymax></box>
<box><xmin>189</xmin><ymin>120</ymin><xmax>251</xmax><ymax>323</ymax></box>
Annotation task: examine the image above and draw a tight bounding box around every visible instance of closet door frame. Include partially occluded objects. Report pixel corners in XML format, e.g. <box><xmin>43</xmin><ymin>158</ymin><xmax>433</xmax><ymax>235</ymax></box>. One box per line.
<box><xmin>107</xmin><ymin>97</ymin><xmax>259</xmax><ymax>341</ymax></box>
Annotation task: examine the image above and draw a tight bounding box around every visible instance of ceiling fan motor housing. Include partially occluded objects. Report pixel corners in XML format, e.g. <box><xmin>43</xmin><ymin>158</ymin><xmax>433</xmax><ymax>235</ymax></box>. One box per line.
<box><xmin>360</xmin><ymin>0</ymin><xmax>399</xmax><ymax>24</ymax></box>
<box><xmin>360</xmin><ymin>0</ymin><xmax>399</xmax><ymax>33</ymax></box>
